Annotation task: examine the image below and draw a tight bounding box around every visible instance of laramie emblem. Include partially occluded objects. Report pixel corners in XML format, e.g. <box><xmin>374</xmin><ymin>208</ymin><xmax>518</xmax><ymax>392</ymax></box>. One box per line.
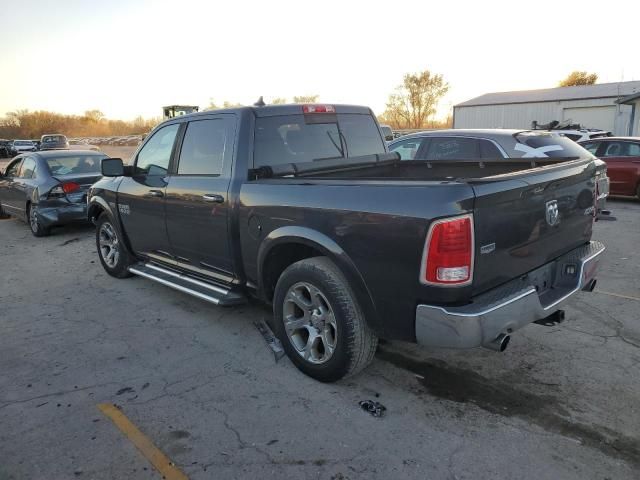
<box><xmin>546</xmin><ymin>200</ymin><xmax>559</xmax><ymax>226</ymax></box>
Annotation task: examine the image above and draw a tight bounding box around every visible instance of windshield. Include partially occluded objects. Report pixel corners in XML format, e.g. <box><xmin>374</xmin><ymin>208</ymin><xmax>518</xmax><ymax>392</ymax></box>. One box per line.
<box><xmin>513</xmin><ymin>132</ymin><xmax>591</xmax><ymax>158</ymax></box>
<box><xmin>15</xmin><ymin>140</ymin><xmax>33</xmax><ymax>146</ymax></box>
<box><xmin>46</xmin><ymin>154</ymin><xmax>106</xmax><ymax>175</ymax></box>
<box><xmin>254</xmin><ymin>113</ymin><xmax>385</xmax><ymax>168</ymax></box>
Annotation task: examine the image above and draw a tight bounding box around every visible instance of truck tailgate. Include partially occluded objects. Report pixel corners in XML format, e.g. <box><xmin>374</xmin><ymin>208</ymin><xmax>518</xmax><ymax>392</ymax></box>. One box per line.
<box><xmin>471</xmin><ymin>160</ymin><xmax>596</xmax><ymax>296</ymax></box>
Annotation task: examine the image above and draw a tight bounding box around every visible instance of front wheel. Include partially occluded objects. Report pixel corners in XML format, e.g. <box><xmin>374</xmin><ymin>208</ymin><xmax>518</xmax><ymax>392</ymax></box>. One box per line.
<box><xmin>273</xmin><ymin>257</ymin><xmax>378</xmax><ymax>382</ymax></box>
<box><xmin>28</xmin><ymin>204</ymin><xmax>50</xmax><ymax>237</ymax></box>
<box><xmin>95</xmin><ymin>213</ymin><xmax>133</xmax><ymax>278</ymax></box>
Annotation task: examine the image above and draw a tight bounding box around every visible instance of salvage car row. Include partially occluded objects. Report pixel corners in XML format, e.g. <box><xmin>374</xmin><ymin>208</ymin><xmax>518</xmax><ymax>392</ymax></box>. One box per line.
<box><xmin>0</xmin><ymin>103</ymin><xmax>637</xmax><ymax>382</ymax></box>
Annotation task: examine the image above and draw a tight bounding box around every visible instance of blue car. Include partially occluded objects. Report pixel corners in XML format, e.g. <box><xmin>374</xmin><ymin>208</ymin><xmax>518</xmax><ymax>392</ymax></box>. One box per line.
<box><xmin>0</xmin><ymin>150</ymin><xmax>107</xmax><ymax>236</ymax></box>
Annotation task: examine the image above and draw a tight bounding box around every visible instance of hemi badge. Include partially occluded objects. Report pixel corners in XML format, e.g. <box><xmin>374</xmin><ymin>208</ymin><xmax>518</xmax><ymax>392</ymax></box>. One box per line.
<box><xmin>480</xmin><ymin>243</ymin><xmax>496</xmax><ymax>254</ymax></box>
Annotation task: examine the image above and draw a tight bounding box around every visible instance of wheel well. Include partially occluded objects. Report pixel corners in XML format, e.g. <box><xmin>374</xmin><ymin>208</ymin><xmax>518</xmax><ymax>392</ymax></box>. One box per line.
<box><xmin>88</xmin><ymin>204</ymin><xmax>104</xmax><ymax>222</ymax></box>
<box><xmin>262</xmin><ymin>243</ymin><xmax>324</xmax><ymax>302</ymax></box>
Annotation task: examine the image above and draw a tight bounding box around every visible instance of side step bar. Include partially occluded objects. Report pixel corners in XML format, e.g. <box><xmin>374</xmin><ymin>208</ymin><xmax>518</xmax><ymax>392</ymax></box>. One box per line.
<box><xmin>128</xmin><ymin>263</ymin><xmax>247</xmax><ymax>307</ymax></box>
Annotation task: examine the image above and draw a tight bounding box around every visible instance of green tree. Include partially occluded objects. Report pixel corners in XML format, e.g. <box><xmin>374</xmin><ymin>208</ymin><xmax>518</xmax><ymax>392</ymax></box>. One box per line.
<box><xmin>558</xmin><ymin>71</ymin><xmax>598</xmax><ymax>87</ymax></box>
<box><xmin>383</xmin><ymin>70</ymin><xmax>449</xmax><ymax>129</ymax></box>
<box><xmin>271</xmin><ymin>97</ymin><xmax>288</xmax><ymax>104</ymax></box>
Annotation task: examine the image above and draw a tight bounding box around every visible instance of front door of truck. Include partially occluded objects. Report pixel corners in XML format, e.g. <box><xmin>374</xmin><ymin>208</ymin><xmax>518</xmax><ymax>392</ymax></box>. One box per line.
<box><xmin>164</xmin><ymin>115</ymin><xmax>236</xmax><ymax>283</ymax></box>
<box><xmin>117</xmin><ymin>122</ymin><xmax>181</xmax><ymax>259</ymax></box>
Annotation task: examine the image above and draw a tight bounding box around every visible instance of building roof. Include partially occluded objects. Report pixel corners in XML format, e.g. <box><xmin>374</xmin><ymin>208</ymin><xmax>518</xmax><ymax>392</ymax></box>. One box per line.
<box><xmin>456</xmin><ymin>81</ymin><xmax>640</xmax><ymax>108</ymax></box>
<box><xmin>617</xmin><ymin>92</ymin><xmax>640</xmax><ymax>105</ymax></box>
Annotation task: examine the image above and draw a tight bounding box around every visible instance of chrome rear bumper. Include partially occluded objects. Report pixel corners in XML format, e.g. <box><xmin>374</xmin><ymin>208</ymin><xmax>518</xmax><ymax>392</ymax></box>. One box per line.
<box><xmin>415</xmin><ymin>241</ymin><xmax>605</xmax><ymax>349</ymax></box>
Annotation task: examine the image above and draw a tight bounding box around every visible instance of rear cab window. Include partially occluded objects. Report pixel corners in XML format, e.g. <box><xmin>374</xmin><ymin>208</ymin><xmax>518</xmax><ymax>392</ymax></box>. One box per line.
<box><xmin>253</xmin><ymin>111</ymin><xmax>385</xmax><ymax>168</ymax></box>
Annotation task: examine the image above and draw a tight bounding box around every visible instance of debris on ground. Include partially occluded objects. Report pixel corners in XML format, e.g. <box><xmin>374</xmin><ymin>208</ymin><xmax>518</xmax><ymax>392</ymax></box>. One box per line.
<box><xmin>359</xmin><ymin>400</ymin><xmax>386</xmax><ymax>418</ymax></box>
<box><xmin>254</xmin><ymin>319</ymin><xmax>285</xmax><ymax>362</ymax></box>
<box><xmin>59</xmin><ymin>238</ymin><xmax>80</xmax><ymax>246</ymax></box>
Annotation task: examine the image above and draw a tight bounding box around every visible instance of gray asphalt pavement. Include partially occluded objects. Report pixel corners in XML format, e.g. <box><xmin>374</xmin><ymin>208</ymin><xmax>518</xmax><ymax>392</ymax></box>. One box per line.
<box><xmin>0</xmin><ymin>199</ymin><xmax>638</xmax><ymax>480</ymax></box>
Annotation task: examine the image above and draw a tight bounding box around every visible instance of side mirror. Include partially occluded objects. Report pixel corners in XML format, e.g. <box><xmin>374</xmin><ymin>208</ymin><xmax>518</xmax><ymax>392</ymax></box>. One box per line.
<box><xmin>101</xmin><ymin>158</ymin><xmax>125</xmax><ymax>177</ymax></box>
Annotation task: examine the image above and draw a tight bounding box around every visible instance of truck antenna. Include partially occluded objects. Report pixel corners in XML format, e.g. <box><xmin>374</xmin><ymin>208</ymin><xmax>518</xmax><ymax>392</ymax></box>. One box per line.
<box><xmin>254</xmin><ymin>96</ymin><xmax>266</xmax><ymax>107</ymax></box>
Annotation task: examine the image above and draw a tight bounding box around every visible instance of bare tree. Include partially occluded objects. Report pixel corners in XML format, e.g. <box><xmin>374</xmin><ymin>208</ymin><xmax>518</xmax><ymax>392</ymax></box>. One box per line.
<box><xmin>558</xmin><ymin>71</ymin><xmax>598</xmax><ymax>87</ymax></box>
<box><xmin>383</xmin><ymin>70</ymin><xmax>449</xmax><ymax>129</ymax></box>
<box><xmin>270</xmin><ymin>97</ymin><xmax>288</xmax><ymax>104</ymax></box>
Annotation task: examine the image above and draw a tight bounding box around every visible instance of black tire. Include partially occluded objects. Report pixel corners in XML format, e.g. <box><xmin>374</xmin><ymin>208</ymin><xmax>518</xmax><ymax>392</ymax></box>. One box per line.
<box><xmin>27</xmin><ymin>203</ymin><xmax>50</xmax><ymax>237</ymax></box>
<box><xmin>95</xmin><ymin>213</ymin><xmax>133</xmax><ymax>278</ymax></box>
<box><xmin>273</xmin><ymin>257</ymin><xmax>378</xmax><ymax>382</ymax></box>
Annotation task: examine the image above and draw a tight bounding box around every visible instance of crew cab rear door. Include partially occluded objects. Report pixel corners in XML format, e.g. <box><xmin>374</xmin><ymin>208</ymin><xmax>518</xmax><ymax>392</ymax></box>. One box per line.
<box><xmin>164</xmin><ymin>115</ymin><xmax>236</xmax><ymax>283</ymax></box>
<box><xmin>117</xmin><ymin>122</ymin><xmax>181</xmax><ymax>259</ymax></box>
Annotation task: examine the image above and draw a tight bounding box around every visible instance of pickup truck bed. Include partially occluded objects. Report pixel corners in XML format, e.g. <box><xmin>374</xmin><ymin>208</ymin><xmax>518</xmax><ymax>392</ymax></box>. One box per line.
<box><xmin>88</xmin><ymin>103</ymin><xmax>604</xmax><ymax>381</ymax></box>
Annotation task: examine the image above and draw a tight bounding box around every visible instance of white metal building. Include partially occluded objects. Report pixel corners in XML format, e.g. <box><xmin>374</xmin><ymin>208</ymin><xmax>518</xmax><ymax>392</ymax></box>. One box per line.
<box><xmin>453</xmin><ymin>81</ymin><xmax>640</xmax><ymax>136</ymax></box>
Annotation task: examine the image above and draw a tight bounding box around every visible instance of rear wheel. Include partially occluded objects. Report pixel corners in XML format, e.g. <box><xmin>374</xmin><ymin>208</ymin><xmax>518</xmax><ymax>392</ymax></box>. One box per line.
<box><xmin>28</xmin><ymin>204</ymin><xmax>50</xmax><ymax>237</ymax></box>
<box><xmin>96</xmin><ymin>213</ymin><xmax>133</xmax><ymax>278</ymax></box>
<box><xmin>273</xmin><ymin>257</ymin><xmax>378</xmax><ymax>382</ymax></box>
<box><xmin>0</xmin><ymin>202</ymin><xmax>9</xmax><ymax>219</ymax></box>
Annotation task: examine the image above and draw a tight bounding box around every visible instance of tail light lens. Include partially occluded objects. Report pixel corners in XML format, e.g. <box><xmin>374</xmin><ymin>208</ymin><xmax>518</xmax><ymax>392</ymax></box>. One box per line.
<box><xmin>48</xmin><ymin>182</ymin><xmax>81</xmax><ymax>198</ymax></box>
<box><xmin>420</xmin><ymin>215</ymin><xmax>474</xmax><ymax>286</ymax></box>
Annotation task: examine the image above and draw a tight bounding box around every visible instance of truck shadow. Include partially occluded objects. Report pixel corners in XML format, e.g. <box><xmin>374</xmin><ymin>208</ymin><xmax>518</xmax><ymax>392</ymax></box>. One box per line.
<box><xmin>376</xmin><ymin>346</ymin><xmax>640</xmax><ymax>467</ymax></box>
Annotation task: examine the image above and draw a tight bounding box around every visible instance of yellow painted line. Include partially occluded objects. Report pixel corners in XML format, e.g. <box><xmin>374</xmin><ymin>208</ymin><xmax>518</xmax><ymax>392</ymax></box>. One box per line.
<box><xmin>594</xmin><ymin>290</ymin><xmax>640</xmax><ymax>302</ymax></box>
<box><xmin>97</xmin><ymin>403</ymin><xmax>188</xmax><ymax>480</ymax></box>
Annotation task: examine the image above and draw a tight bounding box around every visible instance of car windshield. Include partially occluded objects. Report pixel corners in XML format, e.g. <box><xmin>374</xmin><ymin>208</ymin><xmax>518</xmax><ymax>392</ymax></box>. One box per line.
<box><xmin>513</xmin><ymin>132</ymin><xmax>590</xmax><ymax>158</ymax></box>
<box><xmin>46</xmin><ymin>154</ymin><xmax>106</xmax><ymax>175</ymax></box>
<box><xmin>254</xmin><ymin>113</ymin><xmax>385</xmax><ymax>168</ymax></box>
<box><xmin>15</xmin><ymin>140</ymin><xmax>32</xmax><ymax>146</ymax></box>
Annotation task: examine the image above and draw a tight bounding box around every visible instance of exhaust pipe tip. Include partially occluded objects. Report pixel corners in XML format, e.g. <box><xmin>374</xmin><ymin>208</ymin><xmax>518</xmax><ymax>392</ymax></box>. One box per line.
<box><xmin>483</xmin><ymin>333</ymin><xmax>510</xmax><ymax>352</ymax></box>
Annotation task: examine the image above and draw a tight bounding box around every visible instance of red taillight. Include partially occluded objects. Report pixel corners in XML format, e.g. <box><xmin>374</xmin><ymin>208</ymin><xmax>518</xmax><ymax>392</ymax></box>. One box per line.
<box><xmin>421</xmin><ymin>215</ymin><xmax>474</xmax><ymax>285</ymax></box>
<box><xmin>302</xmin><ymin>104</ymin><xmax>335</xmax><ymax>114</ymax></box>
<box><xmin>62</xmin><ymin>182</ymin><xmax>80</xmax><ymax>194</ymax></box>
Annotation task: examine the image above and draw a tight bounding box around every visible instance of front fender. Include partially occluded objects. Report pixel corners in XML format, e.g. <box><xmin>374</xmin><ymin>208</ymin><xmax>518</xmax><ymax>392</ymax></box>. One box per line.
<box><xmin>257</xmin><ymin>226</ymin><xmax>381</xmax><ymax>334</ymax></box>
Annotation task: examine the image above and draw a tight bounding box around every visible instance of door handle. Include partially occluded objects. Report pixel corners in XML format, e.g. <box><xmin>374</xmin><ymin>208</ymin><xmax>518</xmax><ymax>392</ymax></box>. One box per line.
<box><xmin>147</xmin><ymin>189</ymin><xmax>164</xmax><ymax>198</ymax></box>
<box><xmin>202</xmin><ymin>194</ymin><xmax>224</xmax><ymax>203</ymax></box>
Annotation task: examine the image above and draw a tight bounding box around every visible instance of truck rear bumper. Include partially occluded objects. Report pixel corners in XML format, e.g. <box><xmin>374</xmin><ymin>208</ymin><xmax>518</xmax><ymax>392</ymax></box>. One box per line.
<box><xmin>415</xmin><ymin>241</ymin><xmax>605</xmax><ymax>349</ymax></box>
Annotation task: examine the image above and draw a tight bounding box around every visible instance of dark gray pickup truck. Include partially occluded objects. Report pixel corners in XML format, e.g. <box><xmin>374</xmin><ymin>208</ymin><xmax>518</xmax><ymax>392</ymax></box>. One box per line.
<box><xmin>88</xmin><ymin>104</ymin><xmax>604</xmax><ymax>381</ymax></box>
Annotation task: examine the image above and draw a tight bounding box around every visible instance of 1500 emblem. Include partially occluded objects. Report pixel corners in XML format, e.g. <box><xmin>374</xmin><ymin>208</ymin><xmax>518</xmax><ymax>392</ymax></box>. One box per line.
<box><xmin>546</xmin><ymin>200</ymin><xmax>559</xmax><ymax>226</ymax></box>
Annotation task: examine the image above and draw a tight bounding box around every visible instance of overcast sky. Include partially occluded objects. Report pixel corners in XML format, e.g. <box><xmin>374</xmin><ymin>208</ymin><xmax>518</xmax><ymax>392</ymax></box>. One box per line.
<box><xmin>1</xmin><ymin>0</ymin><xmax>639</xmax><ymax>120</ymax></box>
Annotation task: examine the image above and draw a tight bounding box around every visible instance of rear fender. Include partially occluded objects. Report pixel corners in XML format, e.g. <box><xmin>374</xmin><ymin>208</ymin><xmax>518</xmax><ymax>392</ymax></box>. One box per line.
<box><xmin>258</xmin><ymin>226</ymin><xmax>381</xmax><ymax>334</ymax></box>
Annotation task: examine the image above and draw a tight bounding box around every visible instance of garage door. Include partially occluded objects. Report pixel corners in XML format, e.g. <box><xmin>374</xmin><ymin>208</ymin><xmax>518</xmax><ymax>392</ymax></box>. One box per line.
<box><xmin>562</xmin><ymin>106</ymin><xmax>616</xmax><ymax>131</ymax></box>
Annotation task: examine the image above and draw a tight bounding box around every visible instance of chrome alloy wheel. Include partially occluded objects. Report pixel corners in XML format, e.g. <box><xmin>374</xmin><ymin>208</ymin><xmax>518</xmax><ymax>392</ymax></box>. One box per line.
<box><xmin>283</xmin><ymin>281</ymin><xmax>338</xmax><ymax>364</ymax></box>
<box><xmin>29</xmin><ymin>205</ymin><xmax>39</xmax><ymax>233</ymax></box>
<box><xmin>98</xmin><ymin>222</ymin><xmax>120</xmax><ymax>268</ymax></box>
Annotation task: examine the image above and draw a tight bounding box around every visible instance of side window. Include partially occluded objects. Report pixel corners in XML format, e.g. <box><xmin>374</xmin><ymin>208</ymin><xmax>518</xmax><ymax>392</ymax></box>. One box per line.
<box><xmin>20</xmin><ymin>158</ymin><xmax>36</xmax><ymax>178</ymax></box>
<box><xmin>581</xmin><ymin>142</ymin><xmax>599</xmax><ymax>155</ymax></box>
<box><xmin>601</xmin><ymin>142</ymin><xmax>625</xmax><ymax>157</ymax></box>
<box><xmin>5</xmin><ymin>159</ymin><xmax>22</xmax><ymax>177</ymax></box>
<box><xmin>177</xmin><ymin>119</ymin><xmax>227</xmax><ymax>175</ymax></box>
<box><xmin>628</xmin><ymin>143</ymin><xmax>640</xmax><ymax>156</ymax></box>
<box><xmin>479</xmin><ymin>140</ymin><xmax>503</xmax><ymax>159</ymax></box>
<box><xmin>562</xmin><ymin>133</ymin><xmax>583</xmax><ymax>142</ymax></box>
<box><xmin>389</xmin><ymin>138</ymin><xmax>424</xmax><ymax>160</ymax></box>
<box><xmin>426</xmin><ymin>137</ymin><xmax>477</xmax><ymax>160</ymax></box>
<box><xmin>135</xmin><ymin>123</ymin><xmax>180</xmax><ymax>175</ymax></box>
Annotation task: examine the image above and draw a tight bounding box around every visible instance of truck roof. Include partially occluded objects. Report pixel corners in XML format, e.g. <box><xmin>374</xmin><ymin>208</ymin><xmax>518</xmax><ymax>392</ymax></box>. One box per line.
<box><xmin>159</xmin><ymin>103</ymin><xmax>374</xmax><ymax>121</ymax></box>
